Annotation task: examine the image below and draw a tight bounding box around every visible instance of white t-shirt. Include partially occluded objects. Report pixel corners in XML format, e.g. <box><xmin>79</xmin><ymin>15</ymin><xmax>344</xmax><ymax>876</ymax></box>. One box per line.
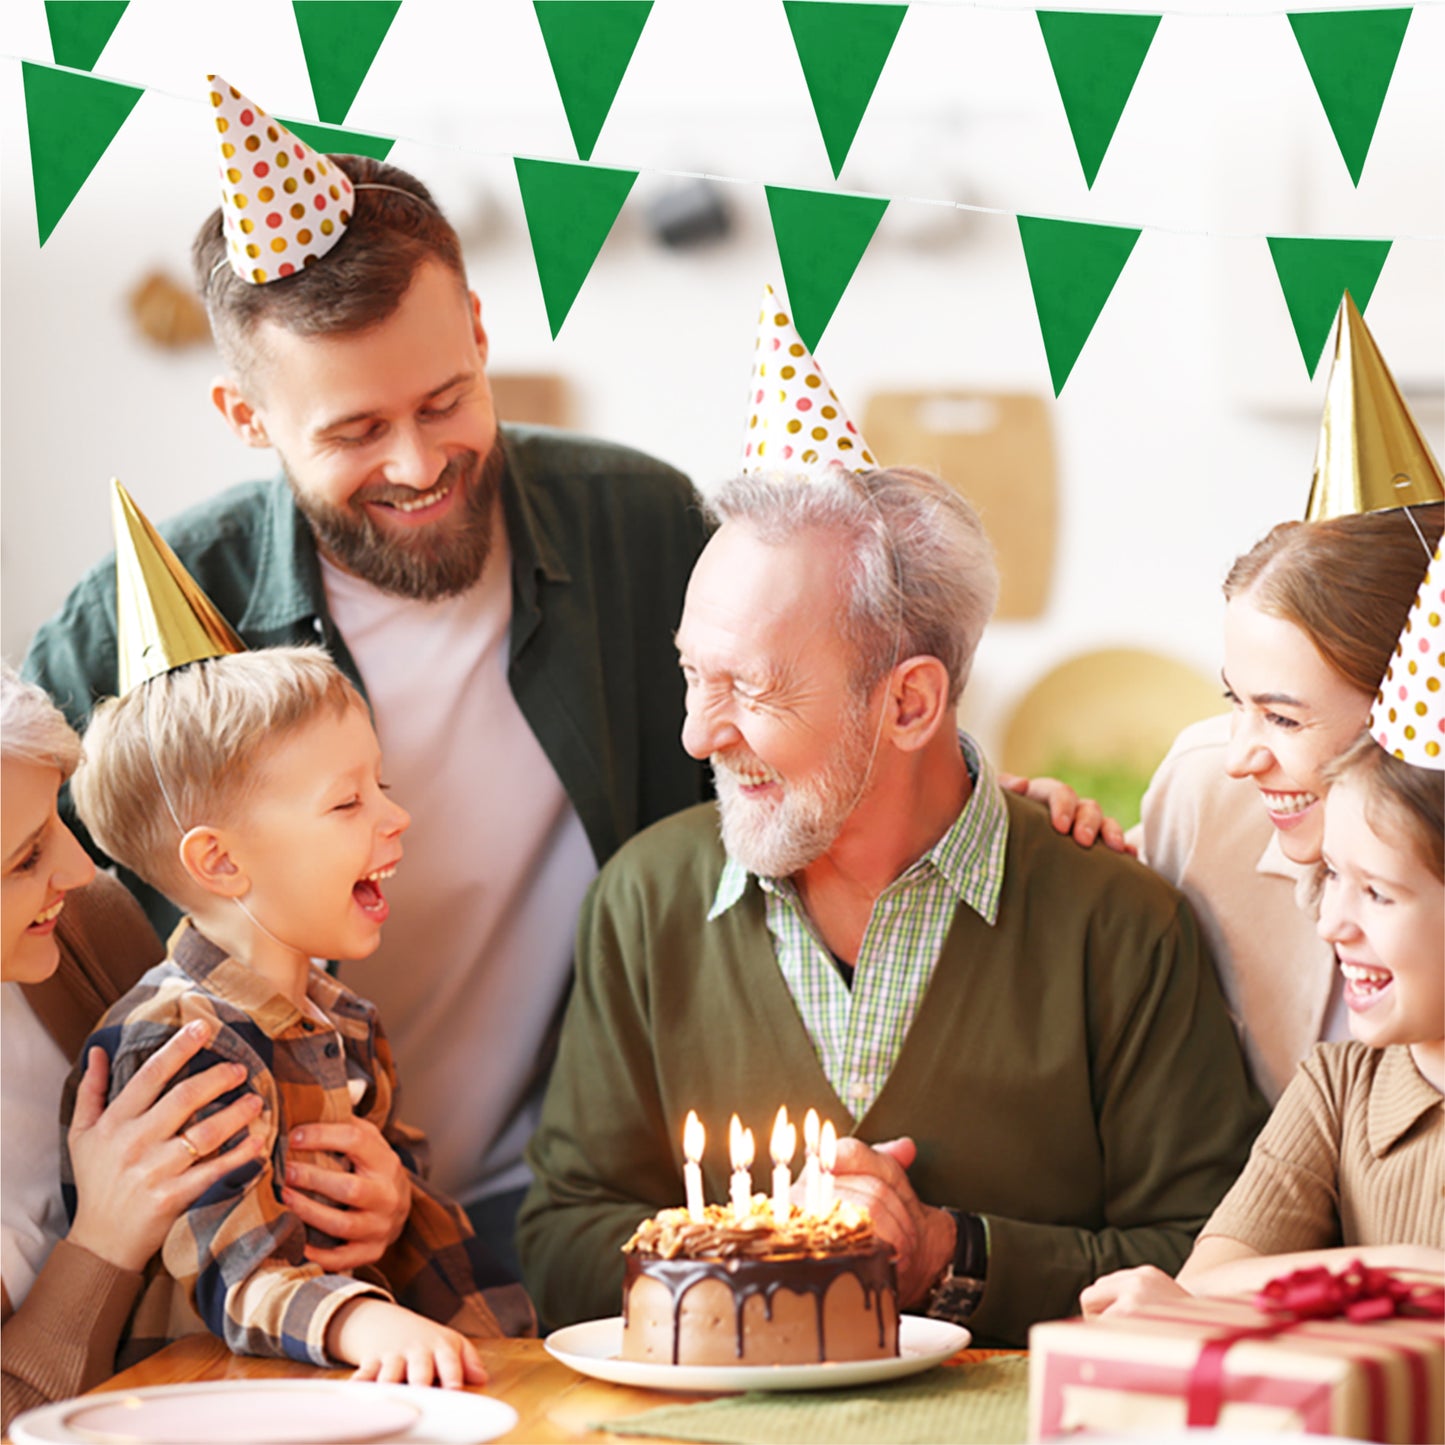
<box><xmin>321</xmin><ymin>518</ymin><xmax>596</xmax><ymax>1206</ymax></box>
<box><xmin>1</xmin><ymin>983</ymin><xmax>72</xmax><ymax>1309</ymax></box>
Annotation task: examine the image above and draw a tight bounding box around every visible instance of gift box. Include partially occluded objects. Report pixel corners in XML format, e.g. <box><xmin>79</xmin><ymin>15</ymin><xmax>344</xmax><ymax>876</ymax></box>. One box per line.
<box><xmin>1028</xmin><ymin>1272</ymin><xmax>1444</xmax><ymax>1443</ymax></box>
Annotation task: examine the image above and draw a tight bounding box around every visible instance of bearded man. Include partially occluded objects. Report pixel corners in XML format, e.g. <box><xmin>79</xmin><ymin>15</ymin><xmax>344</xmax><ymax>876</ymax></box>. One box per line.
<box><xmin>516</xmin><ymin>466</ymin><xmax>1266</xmax><ymax>1345</ymax></box>
<box><xmin>23</xmin><ymin>155</ymin><xmax>711</xmax><ymax>1283</ymax></box>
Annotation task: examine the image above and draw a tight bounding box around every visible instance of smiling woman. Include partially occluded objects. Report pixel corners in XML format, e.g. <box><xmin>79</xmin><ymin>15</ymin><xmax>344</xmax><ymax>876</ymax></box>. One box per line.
<box><xmin>1138</xmin><ymin>502</ymin><xmax>1444</xmax><ymax>1103</ymax></box>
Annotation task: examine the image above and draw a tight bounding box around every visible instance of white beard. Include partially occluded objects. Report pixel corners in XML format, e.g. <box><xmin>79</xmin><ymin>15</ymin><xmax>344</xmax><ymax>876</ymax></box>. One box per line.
<box><xmin>712</xmin><ymin>703</ymin><xmax>876</xmax><ymax>878</ymax></box>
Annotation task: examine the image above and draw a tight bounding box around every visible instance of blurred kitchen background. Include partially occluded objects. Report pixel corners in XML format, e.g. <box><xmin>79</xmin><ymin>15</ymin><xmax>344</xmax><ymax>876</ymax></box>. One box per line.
<box><xmin>3</xmin><ymin>0</ymin><xmax>1442</xmax><ymax>823</ymax></box>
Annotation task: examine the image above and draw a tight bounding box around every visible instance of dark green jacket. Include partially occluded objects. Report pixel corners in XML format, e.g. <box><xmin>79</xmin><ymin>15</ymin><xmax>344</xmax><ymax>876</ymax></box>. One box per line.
<box><xmin>24</xmin><ymin>425</ymin><xmax>713</xmax><ymax>935</ymax></box>
<box><xmin>517</xmin><ymin>798</ymin><xmax>1268</xmax><ymax>1347</ymax></box>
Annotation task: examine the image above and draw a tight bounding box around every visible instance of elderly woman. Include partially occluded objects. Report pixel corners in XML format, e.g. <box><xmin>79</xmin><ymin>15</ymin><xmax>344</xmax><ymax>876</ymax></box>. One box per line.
<box><xmin>0</xmin><ymin>667</ymin><xmax>265</xmax><ymax>1428</ymax></box>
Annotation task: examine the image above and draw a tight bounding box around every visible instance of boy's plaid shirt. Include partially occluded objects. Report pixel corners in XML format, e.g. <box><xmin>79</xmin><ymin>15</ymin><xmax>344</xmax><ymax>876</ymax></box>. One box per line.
<box><xmin>61</xmin><ymin>920</ymin><xmax>495</xmax><ymax>1368</ymax></box>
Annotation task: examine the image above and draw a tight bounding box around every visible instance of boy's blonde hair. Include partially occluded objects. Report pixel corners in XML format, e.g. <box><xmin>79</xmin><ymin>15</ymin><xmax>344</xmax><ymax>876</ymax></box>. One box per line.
<box><xmin>1324</xmin><ymin>732</ymin><xmax>1445</xmax><ymax>882</ymax></box>
<box><xmin>72</xmin><ymin>647</ymin><xmax>364</xmax><ymax>897</ymax></box>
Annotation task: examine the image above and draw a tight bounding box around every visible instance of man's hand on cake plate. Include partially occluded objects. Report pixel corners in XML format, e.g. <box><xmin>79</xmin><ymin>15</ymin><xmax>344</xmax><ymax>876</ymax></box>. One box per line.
<box><xmin>831</xmin><ymin>1137</ymin><xmax>957</xmax><ymax>1308</ymax></box>
<box><xmin>282</xmin><ymin>1118</ymin><xmax>411</xmax><ymax>1269</ymax></box>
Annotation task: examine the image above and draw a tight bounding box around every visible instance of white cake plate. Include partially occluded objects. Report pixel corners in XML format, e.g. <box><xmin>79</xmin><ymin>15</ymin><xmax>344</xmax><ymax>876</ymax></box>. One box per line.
<box><xmin>544</xmin><ymin>1314</ymin><xmax>971</xmax><ymax>1392</ymax></box>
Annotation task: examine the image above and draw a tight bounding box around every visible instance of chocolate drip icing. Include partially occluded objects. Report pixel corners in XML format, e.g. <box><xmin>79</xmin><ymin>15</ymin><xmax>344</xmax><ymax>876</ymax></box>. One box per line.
<box><xmin>623</xmin><ymin>1248</ymin><xmax>897</xmax><ymax>1365</ymax></box>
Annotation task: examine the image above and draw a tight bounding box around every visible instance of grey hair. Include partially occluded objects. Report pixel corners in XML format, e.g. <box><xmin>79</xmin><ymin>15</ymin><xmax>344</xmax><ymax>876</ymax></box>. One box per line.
<box><xmin>707</xmin><ymin>467</ymin><xmax>999</xmax><ymax>706</ymax></box>
<box><xmin>1</xmin><ymin>663</ymin><xmax>82</xmax><ymax>778</ymax></box>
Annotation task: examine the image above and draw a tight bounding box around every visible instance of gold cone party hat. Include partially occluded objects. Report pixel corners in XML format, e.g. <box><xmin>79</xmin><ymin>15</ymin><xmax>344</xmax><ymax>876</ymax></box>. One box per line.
<box><xmin>740</xmin><ymin>285</ymin><xmax>877</xmax><ymax>476</ymax></box>
<box><xmin>112</xmin><ymin>480</ymin><xmax>244</xmax><ymax>697</ymax></box>
<box><xmin>1370</xmin><ymin>543</ymin><xmax>1445</xmax><ymax>767</ymax></box>
<box><xmin>209</xmin><ymin>75</ymin><xmax>354</xmax><ymax>285</ymax></box>
<box><xmin>1304</xmin><ymin>293</ymin><xmax>1445</xmax><ymax>522</ymax></box>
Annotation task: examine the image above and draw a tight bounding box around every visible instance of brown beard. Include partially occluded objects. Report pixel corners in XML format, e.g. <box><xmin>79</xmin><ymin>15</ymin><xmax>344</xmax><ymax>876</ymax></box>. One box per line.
<box><xmin>288</xmin><ymin>444</ymin><xmax>506</xmax><ymax>601</ymax></box>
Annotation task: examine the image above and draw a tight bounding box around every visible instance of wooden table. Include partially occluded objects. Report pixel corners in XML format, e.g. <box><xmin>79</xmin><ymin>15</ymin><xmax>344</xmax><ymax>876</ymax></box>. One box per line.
<box><xmin>20</xmin><ymin>1335</ymin><xmax>1005</xmax><ymax>1444</ymax></box>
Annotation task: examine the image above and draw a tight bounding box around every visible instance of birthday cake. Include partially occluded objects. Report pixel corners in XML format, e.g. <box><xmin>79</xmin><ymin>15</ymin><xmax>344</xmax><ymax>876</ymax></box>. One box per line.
<box><xmin>620</xmin><ymin>1201</ymin><xmax>899</xmax><ymax>1366</ymax></box>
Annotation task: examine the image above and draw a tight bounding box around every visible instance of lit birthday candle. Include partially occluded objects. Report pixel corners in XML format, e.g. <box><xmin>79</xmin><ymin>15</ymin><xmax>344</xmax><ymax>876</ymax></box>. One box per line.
<box><xmin>770</xmin><ymin>1107</ymin><xmax>796</xmax><ymax>1222</ymax></box>
<box><xmin>819</xmin><ymin>1120</ymin><xmax>838</xmax><ymax>1211</ymax></box>
<box><xmin>683</xmin><ymin>1110</ymin><xmax>706</xmax><ymax>1221</ymax></box>
<box><xmin>729</xmin><ymin>1114</ymin><xmax>755</xmax><ymax>1220</ymax></box>
<box><xmin>802</xmin><ymin>1107</ymin><xmax>821</xmax><ymax>1215</ymax></box>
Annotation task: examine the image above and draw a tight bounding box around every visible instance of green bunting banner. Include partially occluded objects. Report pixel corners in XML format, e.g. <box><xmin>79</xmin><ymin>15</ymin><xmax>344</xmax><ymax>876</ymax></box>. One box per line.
<box><xmin>13</xmin><ymin>5</ymin><xmax>1430</xmax><ymax>394</ymax></box>
<box><xmin>1287</xmin><ymin>8</ymin><xmax>1411</xmax><ymax>186</ymax></box>
<box><xmin>1036</xmin><ymin>10</ymin><xmax>1160</xmax><ymax>189</ymax></box>
<box><xmin>515</xmin><ymin>157</ymin><xmax>638</xmax><ymax>337</ymax></box>
<box><xmin>44</xmin><ymin>0</ymin><xmax>127</xmax><ymax>72</ymax></box>
<box><xmin>22</xmin><ymin>61</ymin><xmax>142</xmax><ymax>245</ymax></box>
<box><xmin>1017</xmin><ymin>215</ymin><xmax>1141</xmax><ymax>396</ymax></box>
<box><xmin>1267</xmin><ymin>236</ymin><xmax>1392</xmax><ymax>375</ymax></box>
<box><xmin>534</xmin><ymin>1</ymin><xmax>653</xmax><ymax>162</ymax></box>
<box><xmin>766</xmin><ymin>186</ymin><xmax>889</xmax><ymax>352</ymax></box>
<box><xmin>293</xmin><ymin>1</ymin><xmax>401</xmax><ymax>125</ymax></box>
<box><xmin>282</xmin><ymin>117</ymin><xmax>396</xmax><ymax>162</ymax></box>
<box><xmin>783</xmin><ymin>1</ymin><xmax>907</xmax><ymax>179</ymax></box>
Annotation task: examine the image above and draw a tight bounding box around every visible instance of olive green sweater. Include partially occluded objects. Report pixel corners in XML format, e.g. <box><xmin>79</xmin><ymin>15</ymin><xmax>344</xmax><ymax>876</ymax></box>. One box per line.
<box><xmin>517</xmin><ymin>797</ymin><xmax>1267</xmax><ymax>1346</ymax></box>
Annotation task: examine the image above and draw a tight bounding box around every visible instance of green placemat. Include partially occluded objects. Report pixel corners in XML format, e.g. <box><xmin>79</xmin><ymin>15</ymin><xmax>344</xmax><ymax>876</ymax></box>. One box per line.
<box><xmin>596</xmin><ymin>1355</ymin><xmax>1029</xmax><ymax>1444</ymax></box>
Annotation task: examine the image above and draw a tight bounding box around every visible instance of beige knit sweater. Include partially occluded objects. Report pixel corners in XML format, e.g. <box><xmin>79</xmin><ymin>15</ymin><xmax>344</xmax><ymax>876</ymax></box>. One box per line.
<box><xmin>1201</xmin><ymin>1041</ymin><xmax>1444</xmax><ymax>1254</ymax></box>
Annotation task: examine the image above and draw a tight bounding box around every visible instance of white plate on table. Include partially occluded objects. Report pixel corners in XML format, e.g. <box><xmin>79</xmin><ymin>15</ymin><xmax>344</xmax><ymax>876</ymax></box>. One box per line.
<box><xmin>10</xmin><ymin>1379</ymin><xmax>518</xmax><ymax>1445</ymax></box>
<box><xmin>544</xmin><ymin>1314</ymin><xmax>970</xmax><ymax>1392</ymax></box>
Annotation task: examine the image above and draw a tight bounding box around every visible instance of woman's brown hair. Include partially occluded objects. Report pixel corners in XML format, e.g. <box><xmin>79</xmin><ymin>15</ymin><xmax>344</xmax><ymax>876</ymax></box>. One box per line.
<box><xmin>1223</xmin><ymin>504</ymin><xmax>1442</xmax><ymax>696</ymax></box>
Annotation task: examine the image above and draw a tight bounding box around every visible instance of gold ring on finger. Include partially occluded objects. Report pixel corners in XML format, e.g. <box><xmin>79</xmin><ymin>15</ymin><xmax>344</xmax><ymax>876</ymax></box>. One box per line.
<box><xmin>179</xmin><ymin>1129</ymin><xmax>201</xmax><ymax>1158</ymax></box>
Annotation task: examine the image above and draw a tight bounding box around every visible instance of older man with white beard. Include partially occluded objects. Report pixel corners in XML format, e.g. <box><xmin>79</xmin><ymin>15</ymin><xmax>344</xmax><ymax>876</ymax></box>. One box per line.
<box><xmin>516</xmin><ymin>466</ymin><xmax>1265</xmax><ymax>1346</ymax></box>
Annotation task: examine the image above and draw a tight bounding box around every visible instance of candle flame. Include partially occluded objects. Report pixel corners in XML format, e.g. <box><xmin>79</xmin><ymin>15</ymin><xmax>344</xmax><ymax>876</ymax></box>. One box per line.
<box><xmin>804</xmin><ymin>1107</ymin><xmax>820</xmax><ymax>1152</ymax></box>
<box><xmin>729</xmin><ymin>1114</ymin><xmax>755</xmax><ymax>1172</ymax></box>
<box><xmin>820</xmin><ymin>1119</ymin><xmax>837</xmax><ymax>1171</ymax></box>
<box><xmin>684</xmin><ymin>1110</ymin><xmax>705</xmax><ymax>1164</ymax></box>
<box><xmin>770</xmin><ymin>1107</ymin><xmax>796</xmax><ymax>1165</ymax></box>
<box><xmin>733</xmin><ymin>1124</ymin><xmax>754</xmax><ymax>1171</ymax></box>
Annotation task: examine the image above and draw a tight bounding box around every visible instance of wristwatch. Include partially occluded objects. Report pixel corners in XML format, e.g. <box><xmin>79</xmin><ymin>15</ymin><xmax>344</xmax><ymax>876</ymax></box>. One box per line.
<box><xmin>926</xmin><ymin>1209</ymin><xmax>988</xmax><ymax>1322</ymax></box>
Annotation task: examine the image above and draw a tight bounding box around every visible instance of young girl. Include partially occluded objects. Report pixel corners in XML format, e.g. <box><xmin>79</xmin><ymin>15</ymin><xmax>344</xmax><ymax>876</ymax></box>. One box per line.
<box><xmin>1082</xmin><ymin>731</ymin><xmax>1444</xmax><ymax>1315</ymax></box>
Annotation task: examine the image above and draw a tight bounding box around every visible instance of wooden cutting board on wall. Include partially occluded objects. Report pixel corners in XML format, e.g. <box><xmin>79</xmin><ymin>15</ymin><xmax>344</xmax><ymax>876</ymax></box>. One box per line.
<box><xmin>862</xmin><ymin>391</ymin><xmax>1056</xmax><ymax>620</ymax></box>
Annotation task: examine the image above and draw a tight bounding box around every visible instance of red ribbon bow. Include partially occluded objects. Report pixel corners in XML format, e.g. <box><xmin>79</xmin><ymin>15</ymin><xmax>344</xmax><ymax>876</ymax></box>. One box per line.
<box><xmin>1253</xmin><ymin>1260</ymin><xmax>1445</xmax><ymax>1325</ymax></box>
<box><xmin>1186</xmin><ymin>1260</ymin><xmax>1444</xmax><ymax>1429</ymax></box>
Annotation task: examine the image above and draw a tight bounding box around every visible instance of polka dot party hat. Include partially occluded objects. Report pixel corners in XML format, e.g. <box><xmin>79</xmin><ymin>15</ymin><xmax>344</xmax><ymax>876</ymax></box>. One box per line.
<box><xmin>1370</xmin><ymin>541</ymin><xmax>1444</xmax><ymax>767</ymax></box>
<box><xmin>740</xmin><ymin>285</ymin><xmax>876</xmax><ymax>476</ymax></box>
<box><xmin>209</xmin><ymin>75</ymin><xmax>353</xmax><ymax>284</ymax></box>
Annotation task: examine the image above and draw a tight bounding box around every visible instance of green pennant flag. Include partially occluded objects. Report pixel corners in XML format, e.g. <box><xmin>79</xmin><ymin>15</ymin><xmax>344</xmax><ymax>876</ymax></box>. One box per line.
<box><xmin>282</xmin><ymin>117</ymin><xmax>396</xmax><ymax>162</ymax></box>
<box><xmin>766</xmin><ymin>186</ymin><xmax>888</xmax><ymax>352</ymax></box>
<box><xmin>515</xmin><ymin>157</ymin><xmax>637</xmax><ymax>337</ymax></box>
<box><xmin>1036</xmin><ymin>10</ymin><xmax>1161</xmax><ymax>189</ymax></box>
<box><xmin>22</xmin><ymin>61</ymin><xmax>142</xmax><ymax>246</ymax></box>
<box><xmin>783</xmin><ymin>1</ymin><xmax>907</xmax><ymax>179</ymax></box>
<box><xmin>1288</xmin><ymin>8</ymin><xmax>1411</xmax><ymax>186</ymax></box>
<box><xmin>1267</xmin><ymin>236</ymin><xmax>1392</xmax><ymax>375</ymax></box>
<box><xmin>44</xmin><ymin>1</ymin><xmax>128</xmax><ymax>72</ymax></box>
<box><xmin>533</xmin><ymin>1</ymin><xmax>653</xmax><ymax>162</ymax></box>
<box><xmin>1017</xmin><ymin>215</ymin><xmax>1141</xmax><ymax>396</ymax></box>
<box><xmin>293</xmin><ymin>0</ymin><xmax>401</xmax><ymax>124</ymax></box>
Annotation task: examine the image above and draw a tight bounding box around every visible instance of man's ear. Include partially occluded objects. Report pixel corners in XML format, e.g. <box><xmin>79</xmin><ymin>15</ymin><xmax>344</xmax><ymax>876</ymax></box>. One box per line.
<box><xmin>887</xmin><ymin>656</ymin><xmax>952</xmax><ymax>752</ymax></box>
<box><xmin>211</xmin><ymin>377</ymin><xmax>272</xmax><ymax>448</ymax></box>
<box><xmin>178</xmin><ymin>826</ymin><xmax>249</xmax><ymax>898</ymax></box>
<box><xmin>469</xmin><ymin>291</ymin><xmax>490</xmax><ymax>365</ymax></box>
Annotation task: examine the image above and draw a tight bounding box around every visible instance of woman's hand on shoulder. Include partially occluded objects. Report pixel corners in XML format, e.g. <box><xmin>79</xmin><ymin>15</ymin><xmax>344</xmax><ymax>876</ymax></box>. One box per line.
<box><xmin>997</xmin><ymin>774</ymin><xmax>1134</xmax><ymax>855</ymax></box>
<box><xmin>67</xmin><ymin>1020</ymin><xmax>266</xmax><ymax>1273</ymax></box>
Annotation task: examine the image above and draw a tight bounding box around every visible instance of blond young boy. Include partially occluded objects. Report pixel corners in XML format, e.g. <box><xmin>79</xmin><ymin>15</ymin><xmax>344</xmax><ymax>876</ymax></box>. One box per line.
<box><xmin>65</xmin><ymin>647</ymin><xmax>500</xmax><ymax>1384</ymax></box>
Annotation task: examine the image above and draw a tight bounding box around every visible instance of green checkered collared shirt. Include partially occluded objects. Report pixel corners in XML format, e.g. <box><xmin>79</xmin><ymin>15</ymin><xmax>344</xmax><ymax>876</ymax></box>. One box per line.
<box><xmin>708</xmin><ymin>733</ymin><xmax>1009</xmax><ymax>1121</ymax></box>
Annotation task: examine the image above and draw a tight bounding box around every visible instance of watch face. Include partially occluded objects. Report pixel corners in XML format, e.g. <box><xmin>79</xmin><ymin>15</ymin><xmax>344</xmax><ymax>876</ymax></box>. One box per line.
<box><xmin>953</xmin><ymin>1209</ymin><xmax>989</xmax><ymax>1279</ymax></box>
